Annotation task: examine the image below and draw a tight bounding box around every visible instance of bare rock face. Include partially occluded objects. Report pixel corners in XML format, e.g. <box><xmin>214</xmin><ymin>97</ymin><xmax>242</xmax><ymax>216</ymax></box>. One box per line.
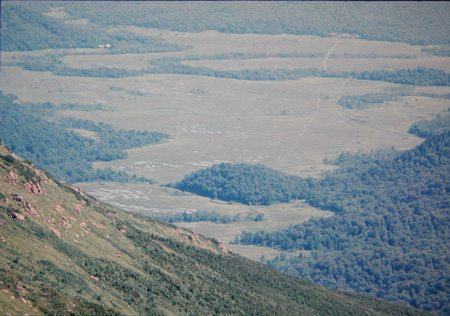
<box><xmin>74</xmin><ymin>204</ymin><xmax>83</xmax><ymax>215</ymax></box>
<box><xmin>24</xmin><ymin>179</ymin><xmax>46</xmax><ymax>196</ymax></box>
<box><xmin>11</xmin><ymin>212</ymin><xmax>25</xmax><ymax>221</ymax></box>
<box><xmin>60</xmin><ymin>216</ymin><xmax>74</xmax><ymax>229</ymax></box>
<box><xmin>217</xmin><ymin>241</ymin><xmax>230</xmax><ymax>253</ymax></box>
<box><xmin>90</xmin><ymin>275</ymin><xmax>99</xmax><ymax>282</ymax></box>
<box><xmin>14</xmin><ymin>196</ymin><xmax>40</xmax><ymax>217</ymax></box>
<box><xmin>23</xmin><ymin>202</ymin><xmax>39</xmax><ymax>216</ymax></box>
<box><xmin>71</xmin><ymin>186</ymin><xmax>85</xmax><ymax>197</ymax></box>
<box><xmin>5</xmin><ymin>172</ymin><xmax>18</xmax><ymax>185</ymax></box>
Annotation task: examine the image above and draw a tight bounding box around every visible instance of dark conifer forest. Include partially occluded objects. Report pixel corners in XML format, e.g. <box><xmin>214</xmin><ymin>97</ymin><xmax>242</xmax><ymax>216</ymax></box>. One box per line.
<box><xmin>174</xmin><ymin>113</ymin><xmax>450</xmax><ymax>314</ymax></box>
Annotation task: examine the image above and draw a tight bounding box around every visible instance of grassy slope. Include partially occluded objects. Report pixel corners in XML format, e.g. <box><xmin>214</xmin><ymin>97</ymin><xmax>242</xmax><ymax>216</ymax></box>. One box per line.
<box><xmin>0</xmin><ymin>144</ymin><xmax>430</xmax><ymax>315</ymax></box>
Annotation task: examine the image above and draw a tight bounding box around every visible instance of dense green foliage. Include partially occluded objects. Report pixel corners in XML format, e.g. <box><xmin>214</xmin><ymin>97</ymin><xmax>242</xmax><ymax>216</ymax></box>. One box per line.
<box><xmin>0</xmin><ymin>268</ymin><xmax>120</xmax><ymax>316</ymax></box>
<box><xmin>331</xmin><ymin>53</ymin><xmax>417</xmax><ymax>59</ymax></box>
<box><xmin>59</xmin><ymin>117</ymin><xmax>168</xmax><ymax>153</ymax></box>
<box><xmin>338</xmin><ymin>88</ymin><xmax>450</xmax><ymax>110</ymax></box>
<box><xmin>350</xmin><ymin>67</ymin><xmax>450</xmax><ymax>86</ymax></box>
<box><xmin>172</xmin><ymin>163</ymin><xmax>304</xmax><ymax>206</ymax></box>
<box><xmin>11</xmin><ymin>55</ymin><xmax>144</xmax><ymax>78</ymax></box>
<box><xmin>408</xmin><ymin>110</ymin><xmax>450</xmax><ymax>138</ymax></box>
<box><xmin>154</xmin><ymin>210</ymin><xmax>236</xmax><ymax>224</ymax></box>
<box><xmin>45</xmin><ymin>1</ymin><xmax>450</xmax><ymax>45</ymax></box>
<box><xmin>154</xmin><ymin>210</ymin><xmax>264</xmax><ymax>224</ymax></box>
<box><xmin>235</xmin><ymin>131</ymin><xmax>450</xmax><ymax>315</ymax></box>
<box><xmin>337</xmin><ymin>87</ymin><xmax>414</xmax><ymax>110</ymax></box>
<box><xmin>422</xmin><ymin>46</ymin><xmax>450</xmax><ymax>57</ymax></box>
<box><xmin>173</xmin><ymin>114</ymin><xmax>450</xmax><ymax>314</ymax></box>
<box><xmin>0</xmin><ymin>150</ymin><xmax>427</xmax><ymax>315</ymax></box>
<box><xmin>8</xmin><ymin>54</ymin><xmax>323</xmax><ymax>80</ymax></box>
<box><xmin>0</xmin><ymin>92</ymin><xmax>168</xmax><ymax>183</ymax></box>
<box><xmin>1</xmin><ymin>4</ymin><xmax>185</xmax><ymax>53</ymax></box>
<box><xmin>144</xmin><ymin>45</ymin><xmax>450</xmax><ymax>87</ymax></box>
<box><xmin>12</xmin><ymin>52</ymin><xmax>450</xmax><ymax>87</ymax></box>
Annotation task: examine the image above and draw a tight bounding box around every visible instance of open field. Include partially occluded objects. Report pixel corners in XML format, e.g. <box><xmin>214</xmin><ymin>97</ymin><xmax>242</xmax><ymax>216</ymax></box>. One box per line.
<box><xmin>77</xmin><ymin>181</ymin><xmax>330</xmax><ymax>261</ymax></box>
<box><xmin>2</xmin><ymin>29</ymin><xmax>450</xmax><ymax>260</ymax></box>
<box><xmin>182</xmin><ymin>56</ymin><xmax>450</xmax><ymax>72</ymax></box>
<box><xmin>77</xmin><ymin>181</ymin><xmax>333</xmax><ymax>232</ymax></box>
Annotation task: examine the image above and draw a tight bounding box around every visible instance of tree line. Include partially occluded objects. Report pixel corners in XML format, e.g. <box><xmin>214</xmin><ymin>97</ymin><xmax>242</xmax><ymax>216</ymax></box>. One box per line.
<box><xmin>337</xmin><ymin>87</ymin><xmax>414</xmax><ymax>110</ymax></box>
<box><xmin>408</xmin><ymin>109</ymin><xmax>450</xmax><ymax>138</ymax></box>
<box><xmin>171</xmin><ymin>163</ymin><xmax>305</xmax><ymax>206</ymax></box>
<box><xmin>1</xmin><ymin>4</ymin><xmax>185</xmax><ymax>53</ymax></box>
<box><xmin>11</xmin><ymin>52</ymin><xmax>450</xmax><ymax>87</ymax></box>
<box><xmin>153</xmin><ymin>210</ymin><xmax>264</xmax><ymax>224</ymax></box>
<box><xmin>236</xmin><ymin>130</ymin><xmax>450</xmax><ymax>314</ymax></box>
<box><xmin>338</xmin><ymin>87</ymin><xmax>450</xmax><ymax>110</ymax></box>
<box><xmin>44</xmin><ymin>1</ymin><xmax>450</xmax><ymax>45</ymax></box>
<box><xmin>0</xmin><ymin>92</ymin><xmax>169</xmax><ymax>183</ymax></box>
<box><xmin>173</xmin><ymin>112</ymin><xmax>450</xmax><ymax>314</ymax></box>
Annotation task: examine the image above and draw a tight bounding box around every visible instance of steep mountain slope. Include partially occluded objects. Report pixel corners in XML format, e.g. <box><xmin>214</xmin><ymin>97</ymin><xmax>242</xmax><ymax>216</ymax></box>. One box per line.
<box><xmin>0</xmin><ymin>144</ymin><xmax>430</xmax><ymax>315</ymax></box>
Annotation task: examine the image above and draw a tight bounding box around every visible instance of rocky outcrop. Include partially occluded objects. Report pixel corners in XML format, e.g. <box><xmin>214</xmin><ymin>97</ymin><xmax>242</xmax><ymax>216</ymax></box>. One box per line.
<box><xmin>55</xmin><ymin>204</ymin><xmax>65</xmax><ymax>214</ymax></box>
<box><xmin>13</xmin><ymin>196</ymin><xmax>39</xmax><ymax>216</ymax></box>
<box><xmin>46</xmin><ymin>218</ymin><xmax>57</xmax><ymax>225</ymax></box>
<box><xmin>34</xmin><ymin>168</ymin><xmax>50</xmax><ymax>184</ymax></box>
<box><xmin>60</xmin><ymin>216</ymin><xmax>75</xmax><ymax>229</ymax></box>
<box><xmin>217</xmin><ymin>241</ymin><xmax>230</xmax><ymax>253</ymax></box>
<box><xmin>11</xmin><ymin>212</ymin><xmax>25</xmax><ymax>221</ymax></box>
<box><xmin>50</xmin><ymin>227</ymin><xmax>61</xmax><ymax>238</ymax></box>
<box><xmin>68</xmin><ymin>185</ymin><xmax>86</xmax><ymax>197</ymax></box>
<box><xmin>90</xmin><ymin>275</ymin><xmax>99</xmax><ymax>282</ymax></box>
<box><xmin>5</xmin><ymin>172</ymin><xmax>18</xmax><ymax>185</ymax></box>
<box><xmin>24</xmin><ymin>179</ymin><xmax>46</xmax><ymax>196</ymax></box>
<box><xmin>74</xmin><ymin>204</ymin><xmax>83</xmax><ymax>215</ymax></box>
<box><xmin>23</xmin><ymin>202</ymin><xmax>38</xmax><ymax>216</ymax></box>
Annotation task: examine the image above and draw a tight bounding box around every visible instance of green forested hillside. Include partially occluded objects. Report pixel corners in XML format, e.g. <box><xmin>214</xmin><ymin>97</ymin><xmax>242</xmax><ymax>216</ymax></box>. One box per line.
<box><xmin>240</xmin><ymin>133</ymin><xmax>450</xmax><ymax>314</ymax></box>
<box><xmin>1</xmin><ymin>4</ymin><xmax>185</xmax><ymax>53</ymax></box>
<box><xmin>0</xmin><ymin>145</ymin><xmax>429</xmax><ymax>315</ymax></box>
<box><xmin>172</xmin><ymin>163</ymin><xmax>304</xmax><ymax>206</ymax></box>
<box><xmin>173</xmin><ymin>114</ymin><xmax>450</xmax><ymax>314</ymax></box>
<box><xmin>409</xmin><ymin>110</ymin><xmax>450</xmax><ymax>138</ymax></box>
<box><xmin>39</xmin><ymin>1</ymin><xmax>450</xmax><ymax>45</ymax></box>
<box><xmin>4</xmin><ymin>2</ymin><xmax>450</xmax><ymax>52</ymax></box>
<box><xmin>0</xmin><ymin>92</ymin><xmax>169</xmax><ymax>183</ymax></box>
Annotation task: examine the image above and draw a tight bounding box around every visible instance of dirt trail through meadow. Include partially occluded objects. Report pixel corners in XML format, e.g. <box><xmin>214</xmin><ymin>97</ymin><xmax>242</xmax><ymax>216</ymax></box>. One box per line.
<box><xmin>301</xmin><ymin>40</ymin><xmax>345</xmax><ymax>136</ymax></box>
<box><xmin>323</xmin><ymin>39</ymin><xmax>342</xmax><ymax>70</ymax></box>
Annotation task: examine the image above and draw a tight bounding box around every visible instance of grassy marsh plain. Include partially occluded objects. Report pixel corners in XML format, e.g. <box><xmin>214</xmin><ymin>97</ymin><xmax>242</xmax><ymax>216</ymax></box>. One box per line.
<box><xmin>1</xmin><ymin>28</ymin><xmax>449</xmax><ymax>259</ymax></box>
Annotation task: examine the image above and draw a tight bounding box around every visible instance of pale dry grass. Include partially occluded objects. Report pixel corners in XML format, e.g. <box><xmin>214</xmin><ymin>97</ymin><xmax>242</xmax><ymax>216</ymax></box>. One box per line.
<box><xmin>182</xmin><ymin>56</ymin><xmax>450</xmax><ymax>72</ymax></box>
<box><xmin>2</xmin><ymin>29</ymin><xmax>450</xmax><ymax>262</ymax></box>
<box><xmin>77</xmin><ymin>181</ymin><xmax>332</xmax><ymax>259</ymax></box>
<box><xmin>62</xmin><ymin>53</ymin><xmax>156</xmax><ymax>70</ymax></box>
